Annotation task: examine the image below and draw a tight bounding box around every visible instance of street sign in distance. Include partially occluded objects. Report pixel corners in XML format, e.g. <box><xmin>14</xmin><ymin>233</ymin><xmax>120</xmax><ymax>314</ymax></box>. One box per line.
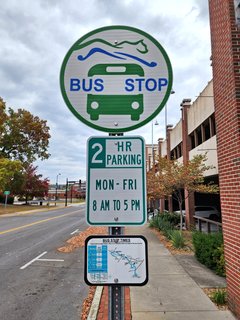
<box><xmin>84</xmin><ymin>235</ymin><xmax>148</xmax><ymax>286</ymax></box>
<box><xmin>86</xmin><ymin>136</ymin><xmax>146</xmax><ymax>226</ymax></box>
<box><xmin>4</xmin><ymin>191</ymin><xmax>10</xmax><ymax>195</ymax></box>
<box><xmin>60</xmin><ymin>25</ymin><xmax>173</xmax><ymax>132</ymax></box>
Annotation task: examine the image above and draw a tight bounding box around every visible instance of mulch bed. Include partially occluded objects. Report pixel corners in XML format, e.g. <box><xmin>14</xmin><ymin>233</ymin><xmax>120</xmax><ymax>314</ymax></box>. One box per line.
<box><xmin>203</xmin><ymin>288</ymin><xmax>228</xmax><ymax>310</ymax></box>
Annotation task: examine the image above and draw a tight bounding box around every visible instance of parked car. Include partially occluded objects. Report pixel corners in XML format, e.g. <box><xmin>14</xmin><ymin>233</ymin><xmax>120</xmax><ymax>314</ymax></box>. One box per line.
<box><xmin>175</xmin><ymin>206</ymin><xmax>221</xmax><ymax>221</ymax></box>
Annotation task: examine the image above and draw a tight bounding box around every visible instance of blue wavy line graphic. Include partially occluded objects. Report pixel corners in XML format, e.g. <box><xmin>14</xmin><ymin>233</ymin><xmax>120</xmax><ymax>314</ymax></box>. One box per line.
<box><xmin>115</xmin><ymin>52</ymin><xmax>157</xmax><ymax>67</ymax></box>
<box><xmin>77</xmin><ymin>47</ymin><xmax>157</xmax><ymax>67</ymax></box>
<box><xmin>78</xmin><ymin>48</ymin><xmax>126</xmax><ymax>61</ymax></box>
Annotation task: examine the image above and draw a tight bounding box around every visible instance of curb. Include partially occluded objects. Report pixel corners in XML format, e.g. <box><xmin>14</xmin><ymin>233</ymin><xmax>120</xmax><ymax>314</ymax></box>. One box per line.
<box><xmin>88</xmin><ymin>286</ymin><xmax>131</xmax><ymax>320</ymax></box>
<box><xmin>87</xmin><ymin>287</ymin><xmax>103</xmax><ymax>320</ymax></box>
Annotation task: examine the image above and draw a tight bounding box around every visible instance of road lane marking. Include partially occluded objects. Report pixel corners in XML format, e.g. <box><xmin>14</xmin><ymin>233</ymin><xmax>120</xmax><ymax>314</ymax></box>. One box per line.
<box><xmin>20</xmin><ymin>252</ymin><xmax>65</xmax><ymax>270</ymax></box>
<box><xmin>0</xmin><ymin>210</ymin><xmax>80</xmax><ymax>235</ymax></box>
<box><xmin>70</xmin><ymin>228</ymin><xmax>79</xmax><ymax>235</ymax></box>
<box><xmin>38</xmin><ymin>258</ymin><xmax>64</xmax><ymax>262</ymax></box>
<box><xmin>20</xmin><ymin>251</ymin><xmax>47</xmax><ymax>270</ymax></box>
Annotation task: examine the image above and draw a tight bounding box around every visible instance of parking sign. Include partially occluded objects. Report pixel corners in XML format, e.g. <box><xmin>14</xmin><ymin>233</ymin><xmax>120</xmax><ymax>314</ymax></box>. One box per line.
<box><xmin>87</xmin><ymin>136</ymin><xmax>146</xmax><ymax>225</ymax></box>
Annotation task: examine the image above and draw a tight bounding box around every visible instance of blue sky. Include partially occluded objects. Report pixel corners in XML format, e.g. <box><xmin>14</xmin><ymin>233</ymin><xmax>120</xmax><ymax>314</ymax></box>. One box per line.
<box><xmin>0</xmin><ymin>0</ymin><xmax>212</xmax><ymax>184</ymax></box>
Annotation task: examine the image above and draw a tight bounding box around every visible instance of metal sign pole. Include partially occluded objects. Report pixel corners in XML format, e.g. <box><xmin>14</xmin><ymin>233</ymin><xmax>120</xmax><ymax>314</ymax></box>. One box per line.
<box><xmin>65</xmin><ymin>178</ymin><xmax>68</xmax><ymax>207</ymax></box>
<box><xmin>108</xmin><ymin>226</ymin><xmax>125</xmax><ymax>320</ymax></box>
<box><xmin>108</xmin><ymin>132</ymin><xmax>124</xmax><ymax>320</ymax></box>
<box><xmin>4</xmin><ymin>194</ymin><xmax>8</xmax><ymax>208</ymax></box>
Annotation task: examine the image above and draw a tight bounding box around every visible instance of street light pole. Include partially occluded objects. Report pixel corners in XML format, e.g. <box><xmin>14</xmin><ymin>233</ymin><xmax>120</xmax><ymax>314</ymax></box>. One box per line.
<box><xmin>165</xmin><ymin>90</ymin><xmax>175</xmax><ymax>138</ymax></box>
<box><xmin>55</xmin><ymin>173</ymin><xmax>61</xmax><ymax>202</ymax></box>
<box><xmin>152</xmin><ymin>120</ymin><xmax>159</xmax><ymax>169</ymax></box>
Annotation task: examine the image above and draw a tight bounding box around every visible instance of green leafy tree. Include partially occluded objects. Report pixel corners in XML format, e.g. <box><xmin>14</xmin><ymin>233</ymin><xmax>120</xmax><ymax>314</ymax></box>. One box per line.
<box><xmin>17</xmin><ymin>164</ymin><xmax>49</xmax><ymax>203</ymax></box>
<box><xmin>147</xmin><ymin>154</ymin><xmax>219</xmax><ymax>230</ymax></box>
<box><xmin>0</xmin><ymin>97</ymin><xmax>51</xmax><ymax>163</ymax></box>
<box><xmin>0</xmin><ymin>158</ymin><xmax>23</xmax><ymax>192</ymax></box>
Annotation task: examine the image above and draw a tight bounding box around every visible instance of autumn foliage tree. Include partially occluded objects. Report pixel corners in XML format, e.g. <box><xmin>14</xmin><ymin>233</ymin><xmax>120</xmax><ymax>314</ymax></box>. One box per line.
<box><xmin>17</xmin><ymin>164</ymin><xmax>49</xmax><ymax>203</ymax></box>
<box><xmin>0</xmin><ymin>98</ymin><xmax>50</xmax><ymax>201</ymax></box>
<box><xmin>0</xmin><ymin>97</ymin><xmax>51</xmax><ymax>163</ymax></box>
<box><xmin>0</xmin><ymin>158</ymin><xmax>23</xmax><ymax>192</ymax></box>
<box><xmin>147</xmin><ymin>154</ymin><xmax>219</xmax><ymax>230</ymax></box>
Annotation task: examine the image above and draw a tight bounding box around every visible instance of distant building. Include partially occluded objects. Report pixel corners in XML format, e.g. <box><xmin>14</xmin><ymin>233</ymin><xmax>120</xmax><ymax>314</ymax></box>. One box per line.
<box><xmin>147</xmin><ymin>79</ymin><xmax>220</xmax><ymax>214</ymax></box>
<box><xmin>48</xmin><ymin>181</ymin><xmax>86</xmax><ymax>200</ymax></box>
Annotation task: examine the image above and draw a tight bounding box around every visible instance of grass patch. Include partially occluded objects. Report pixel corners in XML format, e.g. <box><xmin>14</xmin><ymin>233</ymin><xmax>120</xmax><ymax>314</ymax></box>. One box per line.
<box><xmin>0</xmin><ymin>204</ymin><xmax>52</xmax><ymax>215</ymax></box>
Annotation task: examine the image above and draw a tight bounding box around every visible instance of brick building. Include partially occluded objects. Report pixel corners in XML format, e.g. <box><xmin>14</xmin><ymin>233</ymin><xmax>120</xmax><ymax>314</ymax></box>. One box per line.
<box><xmin>208</xmin><ymin>0</ymin><xmax>240</xmax><ymax>317</ymax></box>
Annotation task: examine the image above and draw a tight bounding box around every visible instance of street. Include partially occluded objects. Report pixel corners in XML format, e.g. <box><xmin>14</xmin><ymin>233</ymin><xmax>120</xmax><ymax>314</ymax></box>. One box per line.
<box><xmin>0</xmin><ymin>205</ymin><xmax>89</xmax><ymax>320</ymax></box>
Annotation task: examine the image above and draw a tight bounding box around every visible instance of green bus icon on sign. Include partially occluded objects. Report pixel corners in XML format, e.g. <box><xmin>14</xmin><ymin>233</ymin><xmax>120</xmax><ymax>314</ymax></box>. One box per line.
<box><xmin>87</xmin><ymin>64</ymin><xmax>144</xmax><ymax>121</ymax></box>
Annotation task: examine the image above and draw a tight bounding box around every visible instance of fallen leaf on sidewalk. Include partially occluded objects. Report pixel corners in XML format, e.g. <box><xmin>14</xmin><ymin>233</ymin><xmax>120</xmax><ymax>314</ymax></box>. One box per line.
<box><xmin>81</xmin><ymin>286</ymin><xmax>96</xmax><ymax>320</ymax></box>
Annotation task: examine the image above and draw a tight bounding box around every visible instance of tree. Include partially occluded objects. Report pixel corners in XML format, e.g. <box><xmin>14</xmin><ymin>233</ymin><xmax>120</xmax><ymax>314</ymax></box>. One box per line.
<box><xmin>0</xmin><ymin>97</ymin><xmax>51</xmax><ymax>163</ymax></box>
<box><xmin>17</xmin><ymin>164</ymin><xmax>49</xmax><ymax>203</ymax></box>
<box><xmin>147</xmin><ymin>154</ymin><xmax>219</xmax><ymax>230</ymax></box>
<box><xmin>0</xmin><ymin>158</ymin><xmax>23</xmax><ymax>192</ymax></box>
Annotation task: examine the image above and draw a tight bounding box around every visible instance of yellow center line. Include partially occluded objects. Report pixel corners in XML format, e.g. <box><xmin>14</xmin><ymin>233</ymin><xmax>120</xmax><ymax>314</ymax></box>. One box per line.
<box><xmin>0</xmin><ymin>210</ymin><xmax>80</xmax><ymax>235</ymax></box>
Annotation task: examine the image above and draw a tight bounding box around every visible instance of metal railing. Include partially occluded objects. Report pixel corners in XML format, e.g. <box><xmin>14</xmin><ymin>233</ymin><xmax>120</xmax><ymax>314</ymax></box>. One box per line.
<box><xmin>193</xmin><ymin>215</ymin><xmax>222</xmax><ymax>233</ymax></box>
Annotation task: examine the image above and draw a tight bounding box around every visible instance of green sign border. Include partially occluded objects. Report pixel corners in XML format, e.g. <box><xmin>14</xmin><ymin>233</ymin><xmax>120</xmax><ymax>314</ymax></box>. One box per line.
<box><xmin>86</xmin><ymin>136</ymin><xmax>146</xmax><ymax>225</ymax></box>
<box><xmin>60</xmin><ymin>25</ymin><xmax>173</xmax><ymax>133</ymax></box>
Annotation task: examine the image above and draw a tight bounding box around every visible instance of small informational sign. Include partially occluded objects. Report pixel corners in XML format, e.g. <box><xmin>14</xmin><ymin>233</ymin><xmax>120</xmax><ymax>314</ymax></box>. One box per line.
<box><xmin>86</xmin><ymin>136</ymin><xmax>146</xmax><ymax>225</ymax></box>
<box><xmin>60</xmin><ymin>25</ymin><xmax>173</xmax><ymax>133</ymax></box>
<box><xmin>84</xmin><ymin>235</ymin><xmax>148</xmax><ymax>286</ymax></box>
<box><xmin>4</xmin><ymin>191</ymin><xmax>10</xmax><ymax>195</ymax></box>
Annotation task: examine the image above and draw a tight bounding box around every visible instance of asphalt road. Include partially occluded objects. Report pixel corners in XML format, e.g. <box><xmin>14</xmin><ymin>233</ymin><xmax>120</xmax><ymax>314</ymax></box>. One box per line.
<box><xmin>0</xmin><ymin>204</ymin><xmax>89</xmax><ymax>320</ymax></box>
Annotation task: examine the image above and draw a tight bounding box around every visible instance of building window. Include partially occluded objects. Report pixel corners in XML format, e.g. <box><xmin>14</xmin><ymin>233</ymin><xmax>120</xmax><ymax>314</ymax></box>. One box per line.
<box><xmin>190</xmin><ymin>132</ymin><xmax>195</xmax><ymax>149</ymax></box>
<box><xmin>196</xmin><ymin>127</ymin><xmax>202</xmax><ymax>145</ymax></box>
<box><xmin>210</xmin><ymin>114</ymin><xmax>216</xmax><ymax>136</ymax></box>
<box><xmin>203</xmin><ymin>119</ymin><xmax>211</xmax><ymax>140</ymax></box>
<box><xmin>189</xmin><ymin>113</ymin><xmax>216</xmax><ymax>150</ymax></box>
<box><xmin>170</xmin><ymin>142</ymin><xmax>182</xmax><ymax>160</ymax></box>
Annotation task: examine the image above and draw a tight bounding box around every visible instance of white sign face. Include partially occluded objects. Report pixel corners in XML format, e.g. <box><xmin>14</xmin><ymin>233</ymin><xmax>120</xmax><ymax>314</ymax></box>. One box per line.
<box><xmin>84</xmin><ymin>235</ymin><xmax>148</xmax><ymax>286</ymax></box>
<box><xmin>86</xmin><ymin>136</ymin><xmax>146</xmax><ymax>225</ymax></box>
<box><xmin>60</xmin><ymin>25</ymin><xmax>173</xmax><ymax>133</ymax></box>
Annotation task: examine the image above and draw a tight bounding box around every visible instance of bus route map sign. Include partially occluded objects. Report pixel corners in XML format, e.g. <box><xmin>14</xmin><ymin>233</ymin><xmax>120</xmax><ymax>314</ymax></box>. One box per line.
<box><xmin>60</xmin><ymin>25</ymin><xmax>173</xmax><ymax>133</ymax></box>
<box><xmin>84</xmin><ymin>235</ymin><xmax>148</xmax><ymax>286</ymax></box>
<box><xmin>86</xmin><ymin>136</ymin><xmax>146</xmax><ymax>225</ymax></box>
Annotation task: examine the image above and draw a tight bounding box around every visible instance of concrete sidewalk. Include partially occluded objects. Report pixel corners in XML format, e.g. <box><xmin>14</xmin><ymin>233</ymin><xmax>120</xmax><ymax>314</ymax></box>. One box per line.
<box><xmin>127</xmin><ymin>225</ymin><xmax>236</xmax><ymax>320</ymax></box>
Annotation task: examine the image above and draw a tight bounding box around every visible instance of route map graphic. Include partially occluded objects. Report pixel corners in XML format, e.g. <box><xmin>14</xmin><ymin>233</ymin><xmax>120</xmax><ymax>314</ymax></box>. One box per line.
<box><xmin>85</xmin><ymin>235</ymin><xmax>148</xmax><ymax>286</ymax></box>
<box><xmin>109</xmin><ymin>248</ymin><xmax>144</xmax><ymax>278</ymax></box>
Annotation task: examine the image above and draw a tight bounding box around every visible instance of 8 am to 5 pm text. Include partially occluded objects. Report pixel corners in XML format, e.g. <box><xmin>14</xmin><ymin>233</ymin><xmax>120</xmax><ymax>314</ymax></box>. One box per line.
<box><xmin>92</xmin><ymin>199</ymin><xmax>141</xmax><ymax>212</ymax></box>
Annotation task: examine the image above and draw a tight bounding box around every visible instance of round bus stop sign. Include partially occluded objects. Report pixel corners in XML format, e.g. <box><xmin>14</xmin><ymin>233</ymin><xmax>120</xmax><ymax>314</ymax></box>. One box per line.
<box><xmin>60</xmin><ymin>25</ymin><xmax>173</xmax><ymax>133</ymax></box>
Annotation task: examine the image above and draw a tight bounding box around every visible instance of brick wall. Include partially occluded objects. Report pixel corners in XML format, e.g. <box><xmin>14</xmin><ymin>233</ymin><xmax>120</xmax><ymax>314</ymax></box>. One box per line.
<box><xmin>209</xmin><ymin>0</ymin><xmax>240</xmax><ymax>317</ymax></box>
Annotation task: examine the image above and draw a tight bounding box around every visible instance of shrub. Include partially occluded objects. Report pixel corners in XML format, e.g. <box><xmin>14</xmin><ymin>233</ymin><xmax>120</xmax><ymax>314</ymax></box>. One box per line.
<box><xmin>149</xmin><ymin>215</ymin><xmax>160</xmax><ymax>228</ymax></box>
<box><xmin>149</xmin><ymin>214</ymin><xmax>174</xmax><ymax>236</ymax></box>
<box><xmin>160</xmin><ymin>212</ymin><xmax>180</xmax><ymax>227</ymax></box>
<box><xmin>192</xmin><ymin>232</ymin><xmax>225</xmax><ymax>275</ymax></box>
<box><xmin>149</xmin><ymin>213</ymin><xmax>182</xmax><ymax>242</ymax></box>
<box><xmin>170</xmin><ymin>230</ymin><xmax>186</xmax><ymax>248</ymax></box>
<box><xmin>160</xmin><ymin>221</ymin><xmax>173</xmax><ymax>238</ymax></box>
<box><xmin>211</xmin><ymin>289</ymin><xmax>227</xmax><ymax>305</ymax></box>
<box><xmin>213</xmin><ymin>244</ymin><xmax>226</xmax><ymax>277</ymax></box>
